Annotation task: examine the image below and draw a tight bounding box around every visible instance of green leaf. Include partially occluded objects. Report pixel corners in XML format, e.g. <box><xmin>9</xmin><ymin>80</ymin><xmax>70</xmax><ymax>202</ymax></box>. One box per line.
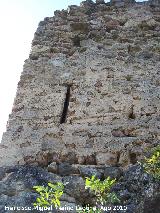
<box><xmin>32</xmin><ymin>181</ymin><xmax>64</xmax><ymax>208</ymax></box>
<box><xmin>84</xmin><ymin>175</ymin><xmax>119</xmax><ymax>205</ymax></box>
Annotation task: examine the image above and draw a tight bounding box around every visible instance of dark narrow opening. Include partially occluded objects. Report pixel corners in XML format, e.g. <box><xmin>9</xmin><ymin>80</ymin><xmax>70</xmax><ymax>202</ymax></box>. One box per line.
<box><xmin>116</xmin><ymin>151</ymin><xmax>120</xmax><ymax>165</ymax></box>
<box><xmin>72</xmin><ymin>35</ymin><xmax>81</xmax><ymax>47</ymax></box>
<box><xmin>128</xmin><ymin>106</ymin><xmax>136</xmax><ymax>119</ymax></box>
<box><xmin>129</xmin><ymin>153</ymin><xmax>137</xmax><ymax>164</ymax></box>
<box><xmin>60</xmin><ymin>85</ymin><xmax>71</xmax><ymax>124</ymax></box>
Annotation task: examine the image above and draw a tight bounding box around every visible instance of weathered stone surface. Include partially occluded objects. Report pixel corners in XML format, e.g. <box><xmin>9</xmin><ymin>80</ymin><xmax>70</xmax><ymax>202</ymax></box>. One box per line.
<box><xmin>0</xmin><ymin>0</ymin><xmax>160</xmax><ymax>212</ymax></box>
<box><xmin>1</xmin><ymin>0</ymin><xmax>160</xmax><ymax>170</ymax></box>
<box><xmin>47</xmin><ymin>161</ymin><xmax>58</xmax><ymax>173</ymax></box>
<box><xmin>0</xmin><ymin>168</ymin><xmax>6</xmax><ymax>181</ymax></box>
<box><xmin>104</xmin><ymin>166</ymin><xmax>123</xmax><ymax>179</ymax></box>
<box><xmin>0</xmin><ymin>164</ymin><xmax>159</xmax><ymax>212</ymax></box>
<box><xmin>0</xmin><ymin>166</ymin><xmax>61</xmax><ymax>212</ymax></box>
<box><xmin>148</xmin><ymin>0</ymin><xmax>160</xmax><ymax>6</ymax></box>
<box><xmin>61</xmin><ymin>193</ymin><xmax>76</xmax><ymax>203</ymax></box>
<box><xmin>62</xmin><ymin>176</ymin><xmax>88</xmax><ymax>203</ymax></box>
<box><xmin>96</xmin><ymin>0</ymin><xmax>105</xmax><ymax>4</ymax></box>
<box><xmin>96</xmin><ymin>152</ymin><xmax>118</xmax><ymax>166</ymax></box>
<box><xmin>79</xmin><ymin>165</ymin><xmax>103</xmax><ymax>178</ymax></box>
<box><xmin>58</xmin><ymin>162</ymin><xmax>79</xmax><ymax>176</ymax></box>
<box><xmin>111</xmin><ymin>0</ymin><xmax>135</xmax><ymax>7</ymax></box>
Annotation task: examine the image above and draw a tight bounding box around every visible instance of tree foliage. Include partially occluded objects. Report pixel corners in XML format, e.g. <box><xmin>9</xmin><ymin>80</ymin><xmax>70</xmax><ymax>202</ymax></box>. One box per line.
<box><xmin>143</xmin><ymin>145</ymin><xmax>160</xmax><ymax>179</ymax></box>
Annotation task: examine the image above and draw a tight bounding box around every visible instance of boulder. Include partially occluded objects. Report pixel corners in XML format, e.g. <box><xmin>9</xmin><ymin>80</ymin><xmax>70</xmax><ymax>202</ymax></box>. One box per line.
<box><xmin>104</xmin><ymin>166</ymin><xmax>123</xmax><ymax>179</ymax></box>
<box><xmin>58</xmin><ymin>163</ymin><xmax>79</xmax><ymax>176</ymax></box>
<box><xmin>79</xmin><ymin>165</ymin><xmax>103</xmax><ymax>179</ymax></box>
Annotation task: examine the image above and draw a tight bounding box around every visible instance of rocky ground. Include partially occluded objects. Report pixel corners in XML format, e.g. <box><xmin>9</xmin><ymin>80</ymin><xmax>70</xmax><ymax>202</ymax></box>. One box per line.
<box><xmin>0</xmin><ymin>164</ymin><xmax>159</xmax><ymax>213</ymax></box>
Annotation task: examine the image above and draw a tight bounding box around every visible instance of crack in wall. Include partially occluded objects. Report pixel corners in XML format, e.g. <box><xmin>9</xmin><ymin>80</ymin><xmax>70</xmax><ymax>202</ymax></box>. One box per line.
<box><xmin>60</xmin><ymin>85</ymin><xmax>71</xmax><ymax>124</ymax></box>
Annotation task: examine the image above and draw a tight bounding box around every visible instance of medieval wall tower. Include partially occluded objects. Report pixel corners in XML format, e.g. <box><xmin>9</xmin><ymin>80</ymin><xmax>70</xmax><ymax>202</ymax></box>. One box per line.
<box><xmin>0</xmin><ymin>0</ymin><xmax>159</xmax><ymax>212</ymax></box>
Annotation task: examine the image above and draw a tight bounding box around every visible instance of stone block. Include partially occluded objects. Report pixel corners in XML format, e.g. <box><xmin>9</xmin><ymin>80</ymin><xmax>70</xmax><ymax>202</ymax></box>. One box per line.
<box><xmin>58</xmin><ymin>163</ymin><xmax>79</xmax><ymax>176</ymax></box>
<box><xmin>47</xmin><ymin>162</ymin><xmax>58</xmax><ymax>173</ymax></box>
<box><xmin>96</xmin><ymin>152</ymin><xmax>118</xmax><ymax>165</ymax></box>
<box><xmin>104</xmin><ymin>166</ymin><xmax>123</xmax><ymax>179</ymax></box>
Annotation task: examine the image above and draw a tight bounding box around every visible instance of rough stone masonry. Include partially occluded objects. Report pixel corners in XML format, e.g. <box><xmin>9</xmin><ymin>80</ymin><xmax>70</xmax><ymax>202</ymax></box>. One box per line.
<box><xmin>0</xmin><ymin>0</ymin><xmax>160</xmax><ymax>212</ymax></box>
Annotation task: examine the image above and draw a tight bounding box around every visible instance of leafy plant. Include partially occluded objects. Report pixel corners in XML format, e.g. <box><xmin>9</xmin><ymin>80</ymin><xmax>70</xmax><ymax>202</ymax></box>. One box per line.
<box><xmin>33</xmin><ymin>182</ymin><xmax>64</xmax><ymax>208</ymax></box>
<box><xmin>143</xmin><ymin>145</ymin><xmax>160</xmax><ymax>179</ymax></box>
<box><xmin>78</xmin><ymin>175</ymin><xmax>120</xmax><ymax>212</ymax></box>
<box><xmin>85</xmin><ymin>175</ymin><xmax>120</xmax><ymax>205</ymax></box>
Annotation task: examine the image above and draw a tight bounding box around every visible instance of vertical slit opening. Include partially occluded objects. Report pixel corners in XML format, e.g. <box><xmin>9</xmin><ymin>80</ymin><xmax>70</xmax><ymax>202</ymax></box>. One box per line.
<box><xmin>60</xmin><ymin>85</ymin><xmax>71</xmax><ymax>124</ymax></box>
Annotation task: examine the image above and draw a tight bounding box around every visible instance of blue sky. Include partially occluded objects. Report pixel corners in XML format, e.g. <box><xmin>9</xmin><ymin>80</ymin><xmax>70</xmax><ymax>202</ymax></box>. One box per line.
<box><xmin>0</xmin><ymin>0</ymin><xmax>144</xmax><ymax>140</ymax></box>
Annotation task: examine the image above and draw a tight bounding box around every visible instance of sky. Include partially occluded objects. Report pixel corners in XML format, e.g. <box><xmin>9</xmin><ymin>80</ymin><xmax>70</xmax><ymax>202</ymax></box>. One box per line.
<box><xmin>0</xmin><ymin>0</ymin><xmax>144</xmax><ymax>140</ymax></box>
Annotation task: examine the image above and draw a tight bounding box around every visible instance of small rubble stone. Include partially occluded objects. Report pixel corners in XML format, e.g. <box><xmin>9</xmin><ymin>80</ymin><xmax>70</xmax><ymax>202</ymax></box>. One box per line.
<box><xmin>79</xmin><ymin>165</ymin><xmax>103</xmax><ymax>179</ymax></box>
<box><xmin>47</xmin><ymin>162</ymin><xmax>58</xmax><ymax>173</ymax></box>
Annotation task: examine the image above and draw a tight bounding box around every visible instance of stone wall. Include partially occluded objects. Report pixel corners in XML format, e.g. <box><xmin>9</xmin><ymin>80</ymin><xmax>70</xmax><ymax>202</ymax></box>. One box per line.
<box><xmin>0</xmin><ymin>0</ymin><xmax>160</xmax><ymax>172</ymax></box>
<box><xmin>0</xmin><ymin>0</ymin><xmax>160</xmax><ymax>212</ymax></box>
